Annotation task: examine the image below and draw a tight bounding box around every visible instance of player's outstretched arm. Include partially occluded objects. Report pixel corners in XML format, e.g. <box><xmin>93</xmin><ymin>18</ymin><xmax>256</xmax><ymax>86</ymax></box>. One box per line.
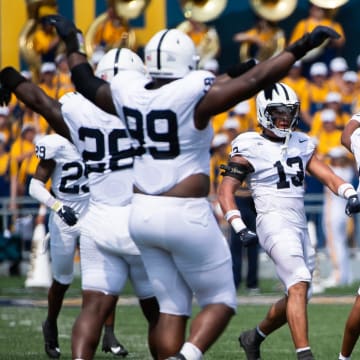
<box><xmin>342</xmin><ymin>114</ymin><xmax>360</xmax><ymax>151</ymax></box>
<box><xmin>308</xmin><ymin>154</ymin><xmax>360</xmax><ymax>216</ymax></box>
<box><xmin>307</xmin><ymin>153</ymin><xmax>356</xmax><ymax>195</ymax></box>
<box><xmin>0</xmin><ymin>67</ymin><xmax>70</xmax><ymax>141</ymax></box>
<box><xmin>46</xmin><ymin>14</ymin><xmax>116</xmax><ymax>115</ymax></box>
<box><xmin>29</xmin><ymin>159</ymin><xmax>78</xmax><ymax>227</ymax></box>
<box><xmin>195</xmin><ymin>26</ymin><xmax>340</xmax><ymax>126</ymax></box>
<box><xmin>214</xmin><ymin>59</ymin><xmax>257</xmax><ymax>84</ymax></box>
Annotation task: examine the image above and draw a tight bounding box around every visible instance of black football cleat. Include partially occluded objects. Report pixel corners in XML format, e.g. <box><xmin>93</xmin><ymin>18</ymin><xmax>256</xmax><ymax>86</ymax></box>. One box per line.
<box><xmin>102</xmin><ymin>331</ymin><xmax>129</xmax><ymax>357</ymax></box>
<box><xmin>42</xmin><ymin>320</ymin><xmax>61</xmax><ymax>359</ymax></box>
<box><xmin>239</xmin><ymin>328</ymin><xmax>261</xmax><ymax>360</ymax></box>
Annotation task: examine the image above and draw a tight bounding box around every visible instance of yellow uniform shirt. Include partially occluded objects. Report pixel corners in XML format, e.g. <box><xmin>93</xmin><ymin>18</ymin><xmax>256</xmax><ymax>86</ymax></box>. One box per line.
<box><xmin>310</xmin><ymin>110</ymin><xmax>348</xmax><ymax>137</ymax></box>
<box><xmin>210</xmin><ymin>146</ymin><xmax>230</xmax><ymax>191</ymax></box>
<box><xmin>0</xmin><ymin>151</ymin><xmax>10</xmax><ymax>177</ymax></box>
<box><xmin>0</xmin><ymin>151</ymin><xmax>10</xmax><ymax>196</ymax></box>
<box><xmin>94</xmin><ymin>19</ymin><xmax>128</xmax><ymax>48</ymax></box>
<box><xmin>289</xmin><ymin>18</ymin><xmax>345</xmax><ymax>44</ymax></box>
<box><xmin>53</xmin><ymin>72</ymin><xmax>74</xmax><ymax>94</ymax></box>
<box><xmin>18</xmin><ymin>153</ymin><xmax>39</xmax><ymax>186</ymax></box>
<box><xmin>9</xmin><ymin>138</ymin><xmax>35</xmax><ymax>177</ymax></box>
<box><xmin>32</xmin><ymin>28</ymin><xmax>57</xmax><ymax>55</ymax></box>
<box><xmin>282</xmin><ymin>76</ymin><xmax>310</xmax><ymax>113</ymax></box>
<box><xmin>308</xmin><ymin>82</ymin><xmax>331</xmax><ymax>114</ymax></box>
<box><xmin>38</xmin><ymin>83</ymin><xmax>67</xmax><ymax>134</ymax></box>
<box><xmin>212</xmin><ymin>112</ymin><xmax>228</xmax><ymax>134</ymax></box>
<box><xmin>316</xmin><ymin>129</ymin><xmax>342</xmax><ymax>159</ymax></box>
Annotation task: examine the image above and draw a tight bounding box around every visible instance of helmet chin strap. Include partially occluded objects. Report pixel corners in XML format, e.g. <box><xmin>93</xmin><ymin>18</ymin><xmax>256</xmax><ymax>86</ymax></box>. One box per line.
<box><xmin>280</xmin><ymin>130</ymin><xmax>292</xmax><ymax>159</ymax></box>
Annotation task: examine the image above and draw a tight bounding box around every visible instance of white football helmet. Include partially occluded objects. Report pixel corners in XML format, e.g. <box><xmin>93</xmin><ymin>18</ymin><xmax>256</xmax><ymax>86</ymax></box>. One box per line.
<box><xmin>256</xmin><ymin>82</ymin><xmax>300</xmax><ymax>138</ymax></box>
<box><xmin>95</xmin><ymin>47</ymin><xmax>147</xmax><ymax>82</ymax></box>
<box><xmin>145</xmin><ymin>29</ymin><xmax>199</xmax><ymax>79</ymax></box>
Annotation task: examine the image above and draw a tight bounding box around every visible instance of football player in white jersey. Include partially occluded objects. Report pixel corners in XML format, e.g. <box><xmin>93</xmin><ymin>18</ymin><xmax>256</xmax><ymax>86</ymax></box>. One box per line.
<box><xmin>29</xmin><ymin>133</ymin><xmax>88</xmax><ymax>358</ymax></box>
<box><xmin>217</xmin><ymin>83</ymin><xmax>360</xmax><ymax>360</ymax></box>
<box><xmin>337</xmin><ymin>113</ymin><xmax>360</xmax><ymax>360</ymax></box>
<box><xmin>29</xmin><ymin>133</ymin><xmax>129</xmax><ymax>358</ymax></box>
<box><xmin>0</xmin><ymin>49</ymin><xmax>159</xmax><ymax>360</ymax></box>
<box><xmin>34</xmin><ymin>14</ymin><xmax>342</xmax><ymax>360</ymax></box>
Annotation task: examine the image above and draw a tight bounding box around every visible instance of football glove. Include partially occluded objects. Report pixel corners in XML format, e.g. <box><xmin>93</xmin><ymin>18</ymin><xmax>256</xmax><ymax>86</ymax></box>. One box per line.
<box><xmin>345</xmin><ymin>195</ymin><xmax>360</xmax><ymax>217</ymax></box>
<box><xmin>309</xmin><ymin>26</ymin><xmax>340</xmax><ymax>48</ymax></box>
<box><xmin>237</xmin><ymin>228</ymin><xmax>258</xmax><ymax>247</ymax></box>
<box><xmin>0</xmin><ymin>82</ymin><xmax>11</xmax><ymax>106</ymax></box>
<box><xmin>44</xmin><ymin>15</ymin><xmax>86</xmax><ymax>56</ymax></box>
<box><xmin>286</xmin><ymin>26</ymin><xmax>340</xmax><ymax>60</ymax></box>
<box><xmin>57</xmin><ymin>205</ymin><xmax>78</xmax><ymax>226</ymax></box>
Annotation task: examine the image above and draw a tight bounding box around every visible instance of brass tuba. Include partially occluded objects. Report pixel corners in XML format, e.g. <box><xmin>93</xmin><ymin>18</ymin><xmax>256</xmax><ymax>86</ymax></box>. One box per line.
<box><xmin>239</xmin><ymin>0</ymin><xmax>296</xmax><ymax>62</ymax></box>
<box><xmin>309</xmin><ymin>0</ymin><xmax>348</xmax><ymax>9</ymax></box>
<box><xmin>300</xmin><ymin>0</ymin><xmax>349</xmax><ymax>62</ymax></box>
<box><xmin>19</xmin><ymin>0</ymin><xmax>58</xmax><ymax>76</ymax></box>
<box><xmin>177</xmin><ymin>0</ymin><xmax>227</xmax><ymax>68</ymax></box>
<box><xmin>84</xmin><ymin>0</ymin><xmax>150</xmax><ymax>59</ymax></box>
<box><xmin>179</xmin><ymin>0</ymin><xmax>227</xmax><ymax>23</ymax></box>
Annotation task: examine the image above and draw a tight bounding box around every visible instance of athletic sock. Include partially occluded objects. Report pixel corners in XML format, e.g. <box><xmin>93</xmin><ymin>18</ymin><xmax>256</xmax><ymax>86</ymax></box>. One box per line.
<box><xmin>339</xmin><ymin>353</ymin><xmax>351</xmax><ymax>360</ymax></box>
<box><xmin>104</xmin><ymin>324</ymin><xmax>114</xmax><ymax>334</ymax></box>
<box><xmin>180</xmin><ymin>342</ymin><xmax>203</xmax><ymax>360</ymax></box>
<box><xmin>296</xmin><ymin>348</ymin><xmax>314</xmax><ymax>360</ymax></box>
<box><xmin>256</xmin><ymin>326</ymin><xmax>266</xmax><ymax>341</ymax></box>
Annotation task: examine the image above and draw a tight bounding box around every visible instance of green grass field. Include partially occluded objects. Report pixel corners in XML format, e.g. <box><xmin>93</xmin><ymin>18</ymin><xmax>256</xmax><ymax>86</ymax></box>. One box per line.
<box><xmin>1</xmin><ymin>276</ymin><xmax>360</xmax><ymax>359</ymax></box>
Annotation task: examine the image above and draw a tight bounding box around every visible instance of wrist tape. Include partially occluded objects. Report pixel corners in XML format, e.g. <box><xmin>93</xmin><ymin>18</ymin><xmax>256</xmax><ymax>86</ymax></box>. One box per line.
<box><xmin>338</xmin><ymin>183</ymin><xmax>357</xmax><ymax>199</ymax></box>
<box><xmin>46</xmin><ymin>198</ymin><xmax>63</xmax><ymax>212</ymax></box>
<box><xmin>224</xmin><ymin>210</ymin><xmax>246</xmax><ymax>233</ymax></box>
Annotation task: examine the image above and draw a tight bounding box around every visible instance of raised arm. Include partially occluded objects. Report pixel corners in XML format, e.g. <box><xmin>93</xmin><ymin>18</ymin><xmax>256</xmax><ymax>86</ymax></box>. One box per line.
<box><xmin>195</xmin><ymin>26</ymin><xmax>340</xmax><ymax>126</ymax></box>
<box><xmin>307</xmin><ymin>153</ymin><xmax>360</xmax><ymax>216</ymax></box>
<box><xmin>46</xmin><ymin>15</ymin><xmax>117</xmax><ymax>115</ymax></box>
<box><xmin>0</xmin><ymin>67</ymin><xmax>71</xmax><ymax>141</ymax></box>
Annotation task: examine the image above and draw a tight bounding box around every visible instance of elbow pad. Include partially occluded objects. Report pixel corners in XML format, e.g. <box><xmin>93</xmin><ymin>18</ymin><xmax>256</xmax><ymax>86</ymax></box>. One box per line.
<box><xmin>71</xmin><ymin>63</ymin><xmax>107</xmax><ymax>103</ymax></box>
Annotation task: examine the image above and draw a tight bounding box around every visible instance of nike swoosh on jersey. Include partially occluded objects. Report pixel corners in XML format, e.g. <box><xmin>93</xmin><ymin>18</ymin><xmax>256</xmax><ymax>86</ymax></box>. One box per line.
<box><xmin>299</xmin><ymin>139</ymin><xmax>307</xmax><ymax>143</ymax></box>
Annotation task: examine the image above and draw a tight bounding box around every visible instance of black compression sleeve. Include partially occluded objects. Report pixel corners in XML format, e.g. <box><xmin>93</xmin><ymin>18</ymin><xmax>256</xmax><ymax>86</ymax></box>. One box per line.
<box><xmin>71</xmin><ymin>63</ymin><xmax>107</xmax><ymax>103</ymax></box>
<box><xmin>0</xmin><ymin>67</ymin><xmax>27</xmax><ymax>91</ymax></box>
<box><xmin>226</xmin><ymin>59</ymin><xmax>256</xmax><ymax>78</ymax></box>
